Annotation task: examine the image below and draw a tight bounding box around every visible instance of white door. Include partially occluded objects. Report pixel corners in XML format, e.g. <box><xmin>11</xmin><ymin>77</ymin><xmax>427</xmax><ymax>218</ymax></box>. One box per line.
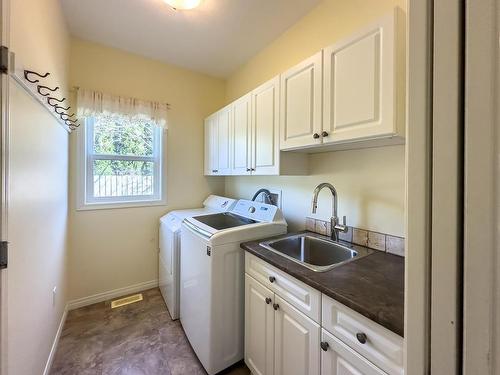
<box><xmin>320</xmin><ymin>329</ymin><xmax>386</xmax><ymax>375</ymax></box>
<box><xmin>217</xmin><ymin>105</ymin><xmax>232</xmax><ymax>175</ymax></box>
<box><xmin>204</xmin><ymin>114</ymin><xmax>218</xmax><ymax>175</ymax></box>
<box><xmin>274</xmin><ymin>295</ymin><xmax>320</xmax><ymax>375</ymax></box>
<box><xmin>232</xmin><ymin>94</ymin><xmax>252</xmax><ymax>175</ymax></box>
<box><xmin>279</xmin><ymin>52</ymin><xmax>323</xmax><ymax>150</ymax></box>
<box><xmin>251</xmin><ymin>76</ymin><xmax>280</xmax><ymax>175</ymax></box>
<box><xmin>323</xmin><ymin>9</ymin><xmax>402</xmax><ymax>144</ymax></box>
<box><xmin>244</xmin><ymin>275</ymin><xmax>275</xmax><ymax>375</ymax></box>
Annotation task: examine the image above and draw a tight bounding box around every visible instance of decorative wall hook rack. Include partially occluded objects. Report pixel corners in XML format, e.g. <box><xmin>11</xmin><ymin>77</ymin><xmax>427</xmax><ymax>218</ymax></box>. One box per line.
<box><xmin>37</xmin><ymin>85</ymin><xmax>59</xmax><ymax>96</ymax></box>
<box><xmin>47</xmin><ymin>96</ymin><xmax>66</xmax><ymax>106</ymax></box>
<box><xmin>24</xmin><ymin>70</ymin><xmax>50</xmax><ymax>83</ymax></box>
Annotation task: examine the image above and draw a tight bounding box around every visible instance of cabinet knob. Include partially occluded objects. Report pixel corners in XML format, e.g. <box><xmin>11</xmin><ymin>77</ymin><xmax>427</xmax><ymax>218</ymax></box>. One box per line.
<box><xmin>246</xmin><ymin>168</ymin><xmax>251</xmax><ymax>172</ymax></box>
<box><xmin>273</xmin><ymin>303</ymin><xmax>279</xmax><ymax>311</ymax></box>
<box><xmin>320</xmin><ymin>342</ymin><xmax>329</xmax><ymax>351</ymax></box>
<box><xmin>313</xmin><ymin>133</ymin><xmax>320</xmax><ymax>139</ymax></box>
<box><xmin>251</xmin><ymin>168</ymin><xmax>256</xmax><ymax>171</ymax></box>
<box><xmin>265</xmin><ymin>297</ymin><xmax>272</xmax><ymax>305</ymax></box>
<box><xmin>356</xmin><ymin>333</ymin><xmax>367</xmax><ymax>344</ymax></box>
<box><xmin>269</xmin><ymin>276</ymin><xmax>276</xmax><ymax>283</ymax></box>
<box><xmin>321</xmin><ymin>131</ymin><xmax>329</xmax><ymax>137</ymax></box>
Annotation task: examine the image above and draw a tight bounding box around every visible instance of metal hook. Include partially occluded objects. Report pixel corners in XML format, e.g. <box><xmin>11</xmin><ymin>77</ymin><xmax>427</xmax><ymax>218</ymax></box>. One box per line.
<box><xmin>54</xmin><ymin>105</ymin><xmax>70</xmax><ymax>114</ymax></box>
<box><xmin>24</xmin><ymin>70</ymin><xmax>50</xmax><ymax>84</ymax></box>
<box><xmin>47</xmin><ymin>96</ymin><xmax>66</xmax><ymax>106</ymax></box>
<box><xmin>65</xmin><ymin>119</ymin><xmax>79</xmax><ymax>128</ymax></box>
<box><xmin>37</xmin><ymin>85</ymin><xmax>59</xmax><ymax>97</ymax></box>
<box><xmin>65</xmin><ymin>118</ymin><xmax>78</xmax><ymax>124</ymax></box>
<box><xmin>60</xmin><ymin>113</ymin><xmax>75</xmax><ymax>120</ymax></box>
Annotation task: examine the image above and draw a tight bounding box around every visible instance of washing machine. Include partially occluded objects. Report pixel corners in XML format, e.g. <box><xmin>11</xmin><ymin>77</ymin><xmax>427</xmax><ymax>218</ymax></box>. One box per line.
<box><xmin>159</xmin><ymin>195</ymin><xmax>236</xmax><ymax>319</ymax></box>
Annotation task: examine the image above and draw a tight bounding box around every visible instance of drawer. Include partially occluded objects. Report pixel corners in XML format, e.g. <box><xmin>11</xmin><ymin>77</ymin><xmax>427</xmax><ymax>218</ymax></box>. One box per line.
<box><xmin>245</xmin><ymin>253</ymin><xmax>321</xmax><ymax>322</ymax></box>
<box><xmin>322</xmin><ymin>295</ymin><xmax>403</xmax><ymax>375</ymax></box>
<box><xmin>321</xmin><ymin>329</ymin><xmax>387</xmax><ymax>375</ymax></box>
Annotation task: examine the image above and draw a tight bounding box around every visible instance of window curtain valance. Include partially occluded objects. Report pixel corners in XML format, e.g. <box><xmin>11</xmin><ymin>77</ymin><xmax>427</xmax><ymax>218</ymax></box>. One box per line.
<box><xmin>76</xmin><ymin>88</ymin><xmax>169</xmax><ymax>129</ymax></box>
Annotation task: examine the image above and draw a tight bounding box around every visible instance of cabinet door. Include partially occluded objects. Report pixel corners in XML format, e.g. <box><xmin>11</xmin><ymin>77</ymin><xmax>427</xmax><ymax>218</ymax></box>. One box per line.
<box><xmin>321</xmin><ymin>329</ymin><xmax>386</xmax><ymax>375</ymax></box>
<box><xmin>232</xmin><ymin>94</ymin><xmax>252</xmax><ymax>175</ymax></box>
<box><xmin>204</xmin><ymin>114</ymin><xmax>218</xmax><ymax>175</ymax></box>
<box><xmin>323</xmin><ymin>9</ymin><xmax>402</xmax><ymax>144</ymax></box>
<box><xmin>245</xmin><ymin>275</ymin><xmax>275</xmax><ymax>375</ymax></box>
<box><xmin>280</xmin><ymin>52</ymin><xmax>323</xmax><ymax>150</ymax></box>
<box><xmin>217</xmin><ymin>105</ymin><xmax>232</xmax><ymax>175</ymax></box>
<box><xmin>274</xmin><ymin>296</ymin><xmax>320</xmax><ymax>375</ymax></box>
<box><xmin>251</xmin><ymin>76</ymin><xmax>280</xmax><ymax>175</ymax></box>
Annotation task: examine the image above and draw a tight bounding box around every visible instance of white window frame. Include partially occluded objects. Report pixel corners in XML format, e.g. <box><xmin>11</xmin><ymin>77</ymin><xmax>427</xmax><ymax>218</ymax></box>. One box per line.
<box><xmin>76</xmin><ymin>116</ymin><xmax>166</xmax><ymax>210</ymax></box>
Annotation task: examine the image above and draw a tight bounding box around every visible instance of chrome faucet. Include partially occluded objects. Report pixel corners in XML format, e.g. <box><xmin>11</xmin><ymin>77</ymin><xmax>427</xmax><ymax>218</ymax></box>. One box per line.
<box><xmin>311</xmin><ymin>183</ymin><xmax>348</xmax><ymax>241</ymax></box>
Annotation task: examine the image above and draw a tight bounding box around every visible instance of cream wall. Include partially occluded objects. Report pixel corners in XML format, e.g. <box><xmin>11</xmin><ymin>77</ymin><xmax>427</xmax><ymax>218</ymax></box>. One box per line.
<box><xmin>7</xmin><ymin>0</ymin><xmax>70</xmax><ymax>374</ymax></box>
<box><xmin>68</xmin><ymin>39</ymin><xmax>226</xmax><ymax>301</ymax></box>
<box><xmin>224</xmin><ymin>0</ymin><xmax>406</xmax><ymax>236</ymax></box>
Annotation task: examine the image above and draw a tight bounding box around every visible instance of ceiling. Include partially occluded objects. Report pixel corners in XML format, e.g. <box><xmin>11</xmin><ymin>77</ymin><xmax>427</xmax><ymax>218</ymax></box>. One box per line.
<box><xmin>60</xmin><ymin>0</ymin><xmax>322</xmax><ymax>78</ymax></box>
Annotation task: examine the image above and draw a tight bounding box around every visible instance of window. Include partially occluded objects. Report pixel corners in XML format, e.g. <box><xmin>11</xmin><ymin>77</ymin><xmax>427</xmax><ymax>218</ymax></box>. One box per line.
<box><xmin>78</xmin><ymin>113</ymin><xmax>164</xmax><ymax>209</ymax></box>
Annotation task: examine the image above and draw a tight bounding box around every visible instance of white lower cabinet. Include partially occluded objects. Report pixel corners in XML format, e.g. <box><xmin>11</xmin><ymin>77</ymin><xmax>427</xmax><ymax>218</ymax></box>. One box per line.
<box><xmin>321</xmin><ymin>329</ymin><xmax>386</xmax><ymax>375</ymax></box>
<box><xmin>245</xmin><ymin>275</ymin><xmax>275</xmax><ymax>375</ymax></box>
<box><xmin>244</xmin><ymin>254</ymin><xmax>403</xmax><ymax>375</ymax></box>
<box><xmin>274</xmin><ymin>295</ymin><xmax>320</xmax><ymax>375</ymax></box>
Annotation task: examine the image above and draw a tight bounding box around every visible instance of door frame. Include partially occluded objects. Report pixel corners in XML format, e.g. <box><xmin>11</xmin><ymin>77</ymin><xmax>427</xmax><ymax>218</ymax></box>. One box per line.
<box><xmin>0</xmin><ymin>0</ymin><xmax>9</xmax><ymax>373</ymax></box>
<box><xmin>462</xmin><ymin>0</ymin><xmax>499</xmax><ymax>373</ymax></box>
<box><xmin>404</xmin><ymin>0</ymin><xmax>433</xmax><ymax>373</ymax></box>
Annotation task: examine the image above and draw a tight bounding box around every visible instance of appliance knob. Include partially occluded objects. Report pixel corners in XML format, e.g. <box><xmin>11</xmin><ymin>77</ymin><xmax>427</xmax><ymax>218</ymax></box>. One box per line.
<box><xmin>313</xmin><ymin>133</ymin><xmax>320</xmax><ymax>139</ymax></box>
<box><xmin>320</xmin><ymin>342</ymin><xmax>329</xmax><ymax>351</ymax></box>
<box><xmin>269</xmin><ymin>276</ymin><xmax>276</xmax><ymax>283</ymax></box>
<box><xmin>265</xmin><ymin>297</ymin><xmax>272</xmax><ymax>305</ymax></box>
<box><xmin>248</xmin><ymin>206</ymin><xmax>256</xmax><ymax>213</ymax></box>
<box><xmin>356</xmin><ymin>333</ymin><xmax>367</xmax><ymax>344</ymax></box>
<box><xmin>321</xmin><ymin>131</ymin><xmax>329</xmax><ymax>137</ymax></box>
<box><xmin>273</xmin><ymin>303</ymin><xmax>279</xmax><ymax>311</ymax></box>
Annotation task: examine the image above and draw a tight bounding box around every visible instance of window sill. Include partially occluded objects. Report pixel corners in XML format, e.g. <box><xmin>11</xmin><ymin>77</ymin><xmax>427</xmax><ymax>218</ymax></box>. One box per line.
<box><xmin>76</xmin><ymin>199</ymin><xmax>167</xmax><ymax>211</ymax></box>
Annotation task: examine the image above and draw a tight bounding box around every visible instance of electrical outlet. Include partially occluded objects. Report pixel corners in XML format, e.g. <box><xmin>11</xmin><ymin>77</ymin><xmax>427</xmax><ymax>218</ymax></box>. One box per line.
<box><xmin>52</xmin><ymin>286</ymin><xmax>57</xmax><ymax>307</ymax></box>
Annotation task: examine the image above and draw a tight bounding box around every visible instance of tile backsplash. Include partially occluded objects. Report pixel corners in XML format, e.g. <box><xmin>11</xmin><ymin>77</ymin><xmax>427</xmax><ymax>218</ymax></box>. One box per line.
<box><xmin>305</xmin><ymin>217</ymin><xmax>405</xmax><ymax>257</ymax></box>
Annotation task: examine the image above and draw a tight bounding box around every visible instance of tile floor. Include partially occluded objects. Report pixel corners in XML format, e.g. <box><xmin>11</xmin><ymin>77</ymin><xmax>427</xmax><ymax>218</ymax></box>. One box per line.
<box><xmin>50</xmin><ymin>288</ymin><xmax>250</xmax><ymax>375</ymax></box>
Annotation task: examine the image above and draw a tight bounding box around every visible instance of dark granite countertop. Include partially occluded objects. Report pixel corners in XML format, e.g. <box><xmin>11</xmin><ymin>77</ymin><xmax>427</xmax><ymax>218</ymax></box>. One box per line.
<box><xmin>241</xmin><ymin>232</ymin><xmax>404</xmax><ymax>337</ymax></box>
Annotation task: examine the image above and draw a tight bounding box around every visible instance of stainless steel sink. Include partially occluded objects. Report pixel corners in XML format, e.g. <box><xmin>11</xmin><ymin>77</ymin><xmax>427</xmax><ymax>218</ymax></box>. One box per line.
<box><xmin>259</xmin><ymin>233</ymin><xmax>373</xmax><ymax>272</ymax></box>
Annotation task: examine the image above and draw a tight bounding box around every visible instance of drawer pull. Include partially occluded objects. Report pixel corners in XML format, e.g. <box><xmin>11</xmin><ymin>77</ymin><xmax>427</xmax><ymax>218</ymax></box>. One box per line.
<box><xmin>273</xmin><ymin>303</ymin><xmax>280</xmax><ymax>311</ymax></box>
<box><xmin>356</xmin><ymin>332</ymin><xmax>368</xmax><ymax>344</ymax></box>
<box><xmin>320</xmin><ymin>342</ymin><xmax>329</xmax><ymax>351</ymax></box>
<box><xmin>268</xmin><ymin>276</ymin><xmax>276</xmax><ymax>283</ymax></box>
<box><xmin>265</xmin><ymin>297</ymin><xmax>272</xmax><ymax>305</ymax></box>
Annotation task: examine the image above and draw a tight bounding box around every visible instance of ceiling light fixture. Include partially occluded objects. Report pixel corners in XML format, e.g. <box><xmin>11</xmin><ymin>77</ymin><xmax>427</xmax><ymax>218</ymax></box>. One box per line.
<box><xmin>164</xmin><ymin>0</ymin><xmax>203</xmax><ymax>10</ymax></box>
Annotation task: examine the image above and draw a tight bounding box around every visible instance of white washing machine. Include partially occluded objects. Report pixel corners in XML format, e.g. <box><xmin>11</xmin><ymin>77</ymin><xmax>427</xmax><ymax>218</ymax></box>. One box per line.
<box><xmin>180</xmin><ymin>200</ymin><xmax>287</xmax><ymax>374</ymax></box>
<box><xmin>158</xmin><ymin>195</ymin><xmax>236</xmax><ymax>320</ymax></box>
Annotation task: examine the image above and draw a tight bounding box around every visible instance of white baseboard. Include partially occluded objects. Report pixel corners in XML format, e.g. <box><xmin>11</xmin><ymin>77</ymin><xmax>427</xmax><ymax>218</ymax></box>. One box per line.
<box><xmin>67</xmin><ymin>279</ymin><xmax>159</xmax><ymax>311</ymax></box>
<box><xmin>43</xmin><ymin>306</ymin><xmax>68</xmax><ymax>375</ymax></box>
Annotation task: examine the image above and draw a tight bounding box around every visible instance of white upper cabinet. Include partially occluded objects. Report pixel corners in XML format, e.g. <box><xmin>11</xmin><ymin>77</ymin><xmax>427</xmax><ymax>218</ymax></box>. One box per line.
<box><xmin>204</xmin><ymin>114</ymin><xmax>218</xmax><ymax>175</ymax></box>
<box><xmin>217</xmin><ymin>105</ymin><xmax>233</xmax><ymax>175</ymax></box>
<box><xmin>322</xmin><ymin>8</ymin><xmax>405</xmax><ymax>145</ymax></box>
<box><xmin>232</xmin><ymin>94</ymin><xmax>252</xmax><ymax>175</ymax></box>
<box><xmin>251</xmin><ymin>76</ymin><xmax>281</xmax><ymax>175</ymax></box>
<box><xmin>205</xmin><ymin>7</ymin><xmax>404</xmax><ymax>172</ymax></box>
<box><xmin>279</xmin><ymin>51</ymin><xmax>323</xmax><ymax>150</ymax></box>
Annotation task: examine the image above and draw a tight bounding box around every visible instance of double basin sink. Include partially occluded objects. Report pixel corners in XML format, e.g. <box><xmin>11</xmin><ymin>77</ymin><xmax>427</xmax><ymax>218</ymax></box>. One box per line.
<box><xmin>260</xmin><ymin>233</ymin><xmax>373</xmax><ymax>272</ymax></box>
